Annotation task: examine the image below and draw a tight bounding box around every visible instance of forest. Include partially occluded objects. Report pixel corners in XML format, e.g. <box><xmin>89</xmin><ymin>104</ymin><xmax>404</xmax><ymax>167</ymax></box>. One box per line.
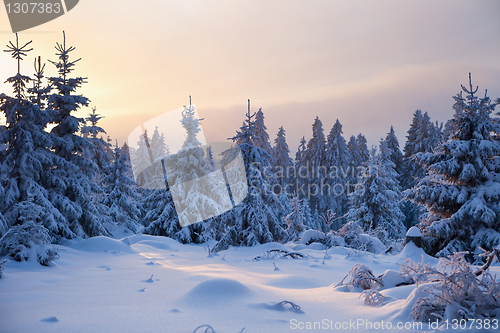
<box><xmin>1</xmin><ymin>32</ymin><xmax>500</xmax><ymax>268</ymax></box>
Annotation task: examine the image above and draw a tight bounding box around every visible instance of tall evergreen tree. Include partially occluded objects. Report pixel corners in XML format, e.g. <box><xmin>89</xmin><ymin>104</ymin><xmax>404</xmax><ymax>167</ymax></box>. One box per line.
<box><xmin>273</xmin><ymin>126</ymin><xmax>293</xmax><ymax>190</ymax></box>
<box><xmin>210</xmin><ymin>102</ymin><xmax>287</xmax><ymax>252</ymax></box>
<box><xmin>407</xmin><ymin>75</ymin><xmax>500</xmax><ymax>258</ymax></box>
<box><xmin>293</xmin><ymin>136</ymin><xmax>308</xmax><ymax>193</ymax></box>
<box><xmin>81</xmin><ymin>107</ymin><xmax>112</xmax><ymax>177</ymax></box>
<box><xmin>401</xmin><ymin>110</ymin><xmax>443</xmax><ymax>229</ymax></box>
<box><xmin>356</xmin><ymin>133</ymin><xmax>370</xmax><ymax>163</ymax></box>
<box><xmin>347</xmin><ymin>142</ymin><xmax>405</xmax><ymax>243</ymax></box>
<box><xmin>305</xmin><ymin>117</ymin><xmax>326</xmax><ymax>210</ymax></box>
<box><xmin>45</xmin><ymin>31</ymin><xmax>109</xmax><ymax>237</ymax></box>
<box><xmin>347</xmin><ymin>135</ymin><xmax>362</xmax><ymax>184</ymax></box>
<box><xmin>103</xmin><ymin>143</ymin><xmax>142</xmax><ymax>234</ymax></box>
<box><xmin>325</xmin><ymin>119</ymin><xmax>349</xmax><ymax>225</ymax></box>
<box><xmin>253</xmin><ymin>107</ymin><xmax>273</xmax><ymax>157</ymax></box>
<box><xmin>284</xmin><ymin>196</ymin><xmax>306</xmax><ymax>241</ymax></box>
<box><xmin>383</xmin><ymin>125</ymin><xmax>403</xmax><ymax>176</ymax></box>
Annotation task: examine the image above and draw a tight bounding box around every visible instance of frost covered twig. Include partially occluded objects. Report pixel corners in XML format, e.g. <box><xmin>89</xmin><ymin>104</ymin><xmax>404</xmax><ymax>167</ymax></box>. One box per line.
<box><xmin>278</xmin><ymin>300</ymin><xmax>301</xmax><ymax>311</ymax></box>
<box><xmin>474</xmin><ymin>247</ymin><xmax>500</xmax><ymax>276</ymax></box>
<box><xmin>193</xmin><ymin>325</ymin><xmax>215</xmax><ymax>333</ymax></box>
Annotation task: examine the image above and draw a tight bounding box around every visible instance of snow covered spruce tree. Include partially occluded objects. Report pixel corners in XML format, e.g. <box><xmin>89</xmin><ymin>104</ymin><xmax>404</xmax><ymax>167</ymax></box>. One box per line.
<box><xmin>325</xmin><ymin>119</ymin><xmax>350</xmax><ymax>226</ymax></box>
<box><xmin>345</xmin><ymin>141</ymin><xmax>405</xmax><ymax>245</ymax></box>
<box><xmin>45</xmin><ymin>31</ymin><xmax>109</xmax><ymax>237</ymax></box>
<box><xmin>400</xmin><ymin>110</ymin><xmax>443</xmax><ymax>229</ymax></box>
<box><xmin>384</xmin><ymin>126</ymin><xmax>403</xmax><ymax>177</ymax></box>
<box><xmin>102</xmin><ymin>143</ymin><xmax>142</xmax><ymax>234</ymax></box>
<box><xmin>356</xmin><ymin>133</ymin><xmax>370</xmax><ymax>164</ymax></box>
<box><xmin>210</xmin><ymin>101</ymin><xmax>287</xmax><ymax>252</ymax></box>
<box><xmin>81</xmin><ymin>107</ymin><xmax>112</xmax><ymax>177</ymax></box>
<box><xmin>273</xmin><ymin>126</ymin><xmax>293</xmax><ymax>191</ymax></box>
<box><xmin>253</xmin><ymin>107</ymin><xmax>273</xmax><ymax>158</ymax></box>
<box><xmin>407</xmin><ymin>75</ymin><xmax>500</xmax><ymax>258</ymax></box>
<box><xmin>284</xmin><ymin>196</ymin><xmax>306</xmax><ymax>241</ymax></box>
<box><xmin>292</xmin><ymin>136</ymin><xmax>308</xmax><ymax>194</ymax></box>
<box><xmin>305</xmin><ymin>116</ymin><xmax>327</xmax><ymax>211</ymax></box>
<box><xmin>0</xmin><ymin>35</ymin><xmax>61</xmax><ymax>264</ymax></box>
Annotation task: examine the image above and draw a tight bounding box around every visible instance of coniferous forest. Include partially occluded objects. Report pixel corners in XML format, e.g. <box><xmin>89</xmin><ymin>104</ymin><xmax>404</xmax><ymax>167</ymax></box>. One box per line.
<box><xmin>1</xmin><ymin>33</ymin><xmax>500</xmax><ymax>266</ymax></box>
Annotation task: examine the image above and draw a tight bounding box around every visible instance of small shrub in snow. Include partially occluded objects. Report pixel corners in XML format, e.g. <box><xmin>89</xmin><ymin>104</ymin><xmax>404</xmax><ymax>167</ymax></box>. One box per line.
<box><xmin>338</xmin><ymin>263</ymin><xmax>383</xmax><ymax>290</ymax></box>
<box><xmin>252</xmin><ymin>249</ymin><xmax>305</xmax><ymax>261</ymax></box>
<box><xmin>405</xmin><ymin>252</ymin><xmax>500</xmax><ymax>322</ymax></box>
<box><xmin>361</xmin><ymin>288</ymin><xmax>386</xmax><ymax>305</ymax></box>
<box><xmin>278</xmin><ymin>300</ymin><xmax>302</xmax><ymax>311</ymax></box>
<box><xmin>0</xmin><ymin>221</ymin><xmax>59</xmax><ymax>266</ymax></box>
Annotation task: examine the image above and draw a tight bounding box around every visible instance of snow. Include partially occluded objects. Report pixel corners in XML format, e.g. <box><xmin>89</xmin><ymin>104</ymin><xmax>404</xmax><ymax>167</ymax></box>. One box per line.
<box><xmin>1</xmin><ymin>235</ymin><xmax>499</xmax><ymax>333</ymax></box>
<box><xmin>406</xmin><ymin>226</ymin><xmax>422</xmax><ymax>237</ymax></box>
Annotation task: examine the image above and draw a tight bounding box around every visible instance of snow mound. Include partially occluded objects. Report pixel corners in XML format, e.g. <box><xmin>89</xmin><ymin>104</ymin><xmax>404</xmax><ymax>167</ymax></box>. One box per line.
<box><xmin>133</xmin><ymin>240</ymin><xmax>172</xmax><ymax>250</ymax></box>
<box><xmin>300</xmin><ymin>230</ymin><xmax>326</xmax><ymax>244</ymax></box>
<box><xmin>183</xmin><ymin>278</ymin><xmax>252</xmax><ymax>304</ymax></box>
<box><xmin>406</xmin><ymin>226</ymin><xmax>422</xmax><ymax>237</ymax></box>
<box><xmin>358</xmin><ymin>234</ymin><xmax>386</xmax><ymax>254</ymax></box>
<box><xmin>395</xmin><ymin>241</ymin><xmax>437</xmax><ymax>263</ymax></box>
<box><xmin>60</xmin><ymin>236</ymin><xmax>135</xmax><ymax>254</ymax></box>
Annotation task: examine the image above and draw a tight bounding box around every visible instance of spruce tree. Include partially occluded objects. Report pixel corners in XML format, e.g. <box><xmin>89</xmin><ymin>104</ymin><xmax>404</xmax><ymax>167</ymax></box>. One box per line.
<box><xmin>253</xmin><ymin>107</ymin><xmax>273</xmax><ymax>157</ymax></box>
<box><xmin>103</xmin><ymin>143</ymin><xmax>142</xmax><ymax>234</ymax></box>
<box><xmin>325</xmin><ymin>119</ymin><xmax>350</xmax><ymax>225</ymax></box>
<box><xmin>407</xmin><ymin>75</ymin><xmax>500</xmax><ymax>258</ymax></box>
<box><xmin>306</xmin><ymin>116</ymin><xmax>326</xmax><ymax>211</ymax></box>
<box><xmin>284</xmin><ymin>196</ymin><xmax>306</xmax><ymax>241</ymax></box>
<box><xmin>356</xmin><ymin>133</ymin><xmax>370</xmax><ymax>163</ymax></box>
<box><xmin>347</xmin><ymin>142</ymin><xmax>405</xmax><ymax>243</ymax></box>
<box><xmin>211</xmin><ymin>101</ymin><xmax>287</xmax><ymax>252</ymax></box>
<box><xmin>347</xmin><ymin>135</ymin><xmax>362</xmax><ymax>185</ymax></box>
<box><xmin>383</xmin><ymin>126</ymin><xmax>403</xmax><ymax>176</ymax></box>
<box><xmin>273</xmin><ymin>126</ymin><xmax>293</xmax><ymax>191</ymax></box>
<box><xmin>46</xmin><ymin>31</ymin><xmax>109</xmax><ymax>237</ymax></box>
<box><xmin>0</xmin><ymin>35</ymin><xmax>66</xmax><ymax>263</ymax></box>
<box><xmin>81</xmin><ymin>107</ymin><xmax>112</xmax><ymax>178</ymax></box>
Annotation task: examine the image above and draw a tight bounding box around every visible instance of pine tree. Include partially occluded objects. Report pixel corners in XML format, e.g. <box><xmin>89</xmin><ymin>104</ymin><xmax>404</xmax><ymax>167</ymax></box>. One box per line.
<box><xmin>0</xmin><ymin>35</ymin><xmax>68</xmax><ymax>263</ymax></box>
<box><xmin>211</xmin><ymin>102</ymin><xmax>287</xmax><ymax>252</ymax></box>
<box><xmin>103</xmin><ymin>143</ymin><xmax>142</xmax><ymax>233</ymax></box>
<box><xmin>401</xmin><ymin>110</ymin><xmax>443</xmax><ymax>229</ymax></box>
<box><xmin>273</xmin><ymin>126</ymin><xmax>293</xmax><ymax>190</ymax></box>
<box><xmin>293</xmin><ymin>136</ymin><xmax>308</xmax><ymax>193</ymax></box>
<box><xmin>306</xmin><ymin>117</ymin><xmax>326</xmax><ymax>210</ymax></box>
<box><xmin>253</xmin><ymin>107</ymin><xmax>273</xmax><ymax>157</ymax></box>
<box><xmin>45</xmin><ymin>31</ymin><xmax>109</xmax><ymax>237</ymax></box>
<box><xmin>81</xmin><ymin>107</ymin><xmax>112</xmax><ymax>176</ymax></box>
<box><xmin>356</xmin><ymin>133</ymin><xmax>370</xmax><ymax>163</ymax></box>
<box><xmin>0</xmin><ymin>35</ymin><xmax>69</xmax><ymax>242</ymax></box>
<box><xmin>383</xmin><ymin>126</ymin><xmax>403</xmax><ymax>176</ymax></box>
<box><xmin>300</xmin><ymin>196</ymin><xmax>314</xmax><ymax>229</ymax></box>
<box><xmin>347</xmin><ymin>135</ymin><xmax>362</xmax><ymax>184</ymax></box>
<box><xmin>284</xmin><ymin>196</ymin><xmax>306</xmax><ymax>241</ymax></box>
<box><xmin>347</xmin><ymin>142</ymin><xmax>405</xmax><ymax>243</ymax></box>
<box><xmin>325</xmin><ymin>119</ymin><xmax>350</xmax><ymax>223</ymax></box>
<box><xmin>407</xmin><ymin>75</ymin><xmax>500</xmax><ymax>258</ymax></box>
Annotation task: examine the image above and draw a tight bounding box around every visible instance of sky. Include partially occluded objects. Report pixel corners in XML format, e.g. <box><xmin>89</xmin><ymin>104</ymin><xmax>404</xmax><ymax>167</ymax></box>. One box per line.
<box><xmin>1</xmin><ymin>0</ymin><xmax>500</xmax><ymax>153</ymax></box>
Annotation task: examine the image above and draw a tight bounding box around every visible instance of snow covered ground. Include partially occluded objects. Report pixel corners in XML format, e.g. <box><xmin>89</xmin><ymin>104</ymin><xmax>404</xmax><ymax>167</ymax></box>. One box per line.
<box><xmin>0</xmin><ymin>235</ymin><xmax>498</xmax><ymax>333</ymax></box>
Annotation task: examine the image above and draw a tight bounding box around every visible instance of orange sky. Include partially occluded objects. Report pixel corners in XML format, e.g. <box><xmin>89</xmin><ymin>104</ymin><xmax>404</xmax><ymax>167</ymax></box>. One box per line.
<box><xmin>1</xmin><ymin>0</ymin><xmax>500</xmax><ymax>152</ymax></box>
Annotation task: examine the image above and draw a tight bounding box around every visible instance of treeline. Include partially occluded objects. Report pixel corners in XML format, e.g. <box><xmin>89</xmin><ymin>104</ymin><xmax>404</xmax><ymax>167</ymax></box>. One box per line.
<box><xmin>1</xmin><ymin>34</ymin><xmax>499</xmax><ymax>265</ymax></box>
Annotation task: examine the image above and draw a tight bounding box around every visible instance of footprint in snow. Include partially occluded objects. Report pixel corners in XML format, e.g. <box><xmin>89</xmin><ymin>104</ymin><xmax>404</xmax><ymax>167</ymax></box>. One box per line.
<box><xmin>137</xmin><ymin>288</ymin><xmax>146</xmax><ymax>292</ymax></box>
